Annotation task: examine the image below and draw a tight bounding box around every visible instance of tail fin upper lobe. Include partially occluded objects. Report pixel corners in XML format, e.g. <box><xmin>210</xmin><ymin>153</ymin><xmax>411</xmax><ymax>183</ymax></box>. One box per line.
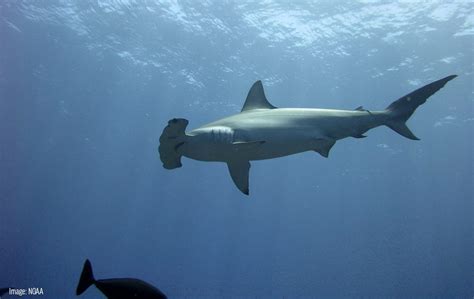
<box><xmin>76</xmin><ymin>259</ymin><xmax>95</xmax><ymax>295</ymax></box>
<box><xmin>385</xmin><ymin>75</ymin><xmax>457</xmax><ymax>140</ymax></box>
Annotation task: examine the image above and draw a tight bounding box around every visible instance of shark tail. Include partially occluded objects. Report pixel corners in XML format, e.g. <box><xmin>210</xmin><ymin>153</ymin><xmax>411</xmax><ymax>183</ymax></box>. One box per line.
<box><xmin>159</xmin><ymin>118</ymin><xmax>189</xmax><ymax>169</ymax></box>
<box><xmin>76</xmin><ymin>259</ymin><xmax>96</xmax><ymax>295</ymax></box>
<box><xmin>384</xmin><ymin>75</ymin><xmax>457</xmax><ymax>140</ymax></box>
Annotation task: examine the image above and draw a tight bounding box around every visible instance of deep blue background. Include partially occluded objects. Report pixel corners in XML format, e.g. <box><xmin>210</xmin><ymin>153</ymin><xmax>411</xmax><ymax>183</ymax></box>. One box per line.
<box><xmin>1</xmin><ymin>1</ymin><xmax>473</xmax><ymax>298</ymax></box>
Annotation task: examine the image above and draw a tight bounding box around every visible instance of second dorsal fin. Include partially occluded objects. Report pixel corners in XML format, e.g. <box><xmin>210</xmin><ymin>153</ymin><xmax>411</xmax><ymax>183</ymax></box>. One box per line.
<box><xmin>241</xmin><ymin>80</ymin><xmax>277</xmax><ymax>112</ymax></box>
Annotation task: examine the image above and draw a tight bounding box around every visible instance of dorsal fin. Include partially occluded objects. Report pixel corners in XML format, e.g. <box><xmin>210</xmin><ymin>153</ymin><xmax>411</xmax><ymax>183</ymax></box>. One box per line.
<box><xmin>355</xmin><ymin>106</ymin><xmax>364</xmax><ymax>111</ymax></box>
<box><xmin>241</xmin><ymin>80</ymin><xmax>276</xmax><ymax>112</ymax></box>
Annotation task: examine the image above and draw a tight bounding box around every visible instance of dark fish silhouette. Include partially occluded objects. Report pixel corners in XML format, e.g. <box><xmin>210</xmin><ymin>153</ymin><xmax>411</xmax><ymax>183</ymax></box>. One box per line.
<box><xmin>76</xmin><ymin>259</ymin><xmax>167</xmax><ymax>299</ymax></box>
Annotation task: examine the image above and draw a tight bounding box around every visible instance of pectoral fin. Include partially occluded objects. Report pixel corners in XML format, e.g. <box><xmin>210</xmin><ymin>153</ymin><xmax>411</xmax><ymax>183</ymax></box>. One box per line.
<box><xmin>227</xmin><ymin>160</ymin><xmax>251</xmax><ymax>195</ymax></box>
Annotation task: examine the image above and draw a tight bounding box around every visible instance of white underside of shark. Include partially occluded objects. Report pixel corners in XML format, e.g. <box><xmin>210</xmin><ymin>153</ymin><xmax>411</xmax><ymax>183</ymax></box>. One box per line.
<box><xmin>159</xmin><ymin>75</ymin><xmax>456</xmax><ymax>195</ymax></box>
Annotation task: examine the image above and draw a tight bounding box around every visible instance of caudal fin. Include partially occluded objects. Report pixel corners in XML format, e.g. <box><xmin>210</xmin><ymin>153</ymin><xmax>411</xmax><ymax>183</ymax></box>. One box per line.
<box><xmin>385</xmin><ymin>75</ymin><xmax>457</xmax><ymax>140</ymax></box>
<box><xmin>76</xmin><ymin>259</ymin><xmax>95</xmax><ymax>295</ymax></box>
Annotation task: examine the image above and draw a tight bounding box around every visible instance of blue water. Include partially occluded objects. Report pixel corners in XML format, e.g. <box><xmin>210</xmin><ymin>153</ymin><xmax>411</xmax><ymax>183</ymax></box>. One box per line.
<box><xmin>1</xmin><ymin>1</ymin><xmax>473</xmax><ymax>298</ymax></box>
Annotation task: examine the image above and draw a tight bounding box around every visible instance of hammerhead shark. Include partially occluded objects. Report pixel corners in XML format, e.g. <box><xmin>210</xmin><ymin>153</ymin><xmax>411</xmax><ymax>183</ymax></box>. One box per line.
<box><xmin>159</xmin><ymin>75</ymin><xmax>456</xmax><ymax>195</ymax></box>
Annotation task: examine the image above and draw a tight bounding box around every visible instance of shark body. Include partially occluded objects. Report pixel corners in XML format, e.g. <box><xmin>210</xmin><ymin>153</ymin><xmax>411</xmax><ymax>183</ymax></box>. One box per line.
<box><xmin>159</xmin><ymin>75</ymin><xmax>456</xmax><ymax>195</ymax></box>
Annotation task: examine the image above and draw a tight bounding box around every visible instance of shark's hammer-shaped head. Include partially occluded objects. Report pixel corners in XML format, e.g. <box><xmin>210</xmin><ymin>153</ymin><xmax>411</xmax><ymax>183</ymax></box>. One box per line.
<box><xmin>158</xmin><ymin>118</ymin><xmax>189</xmax><ymax>169</ymax></box>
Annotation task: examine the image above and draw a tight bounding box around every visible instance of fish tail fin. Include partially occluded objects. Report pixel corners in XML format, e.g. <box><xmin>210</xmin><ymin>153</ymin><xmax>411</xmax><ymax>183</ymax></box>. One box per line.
<box><xmin>159</xmin><ymin>118</ymin><xmax>189</xmax><ymax>169</ymax></box>
<box><xmin>76</xmin><ymin>259</ymin><xmax>95</xmax><ymax>295</ymax></box>
<box><xmin>384</xmin><ymin>75</ymin><xmax>457</xmax><ymax>140</ymax></box>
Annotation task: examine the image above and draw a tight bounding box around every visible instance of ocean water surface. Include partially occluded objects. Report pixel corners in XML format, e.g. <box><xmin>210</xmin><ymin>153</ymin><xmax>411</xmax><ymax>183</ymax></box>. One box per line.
<box><xmin>1</xmin><ymin>1</ymin><xmax>473</xmax><ymax>298</ymax></box>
